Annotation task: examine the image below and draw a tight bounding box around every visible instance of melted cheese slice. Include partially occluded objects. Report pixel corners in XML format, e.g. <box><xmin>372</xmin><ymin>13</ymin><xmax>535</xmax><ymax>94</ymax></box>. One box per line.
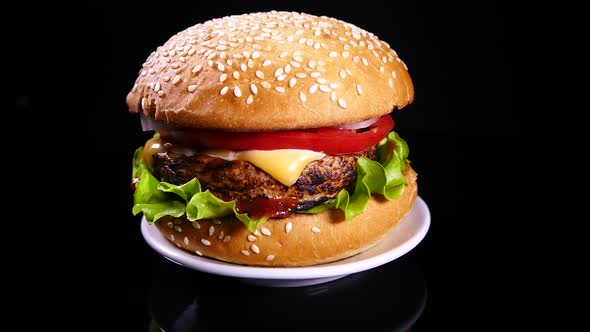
<box><xmin>205</xmin><ymin>149</ymin><xmax>325</xmax><ymax>186</ymax></box>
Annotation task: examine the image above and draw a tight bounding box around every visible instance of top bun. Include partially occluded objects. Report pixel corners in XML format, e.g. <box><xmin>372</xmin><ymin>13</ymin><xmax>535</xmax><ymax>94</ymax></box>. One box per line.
<box><xmin>126</xmin><ymin>11</ymin><xmax>414</xmax><ymax>130</ymax></box>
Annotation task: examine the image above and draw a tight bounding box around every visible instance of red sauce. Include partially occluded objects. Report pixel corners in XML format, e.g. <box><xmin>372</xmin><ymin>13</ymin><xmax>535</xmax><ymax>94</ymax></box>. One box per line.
<box><xmin>236</xmin><ymin>197</ymin><xmax>299</xmax><ymax>219</ymax></box>
<box><xmin>130</xmin><ymin>178</ymin><xmax>139</xmax><ymax>191</ymax></box>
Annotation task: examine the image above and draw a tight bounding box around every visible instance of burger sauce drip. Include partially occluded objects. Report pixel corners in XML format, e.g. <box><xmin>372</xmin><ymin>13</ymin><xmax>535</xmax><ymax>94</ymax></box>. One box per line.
<box><xmin>236</xmin><ymin>197</ymin><xmax>299</xmax><ymax>219</ymax></box>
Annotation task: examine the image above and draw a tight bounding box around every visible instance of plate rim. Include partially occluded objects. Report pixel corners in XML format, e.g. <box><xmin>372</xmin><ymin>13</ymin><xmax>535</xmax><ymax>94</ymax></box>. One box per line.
<box><xmin>141</xmin><ymin>196</ymin><xmax>430</xmax><ymax>280</ymax></box>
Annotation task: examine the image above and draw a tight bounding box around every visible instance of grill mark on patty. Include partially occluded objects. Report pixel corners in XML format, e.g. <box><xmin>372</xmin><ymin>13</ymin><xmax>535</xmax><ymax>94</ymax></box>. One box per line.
<box><xmin>152</xmin><ymin>147</ymin><xmax>376</xmax><ymax>209</ymax></box>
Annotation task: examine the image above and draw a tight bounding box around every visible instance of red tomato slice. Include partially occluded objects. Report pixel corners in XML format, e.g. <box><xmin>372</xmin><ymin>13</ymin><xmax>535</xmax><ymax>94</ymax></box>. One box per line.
<box><xmin>159</xmin><ymin>115</ymin><xmax>394</xmax><ymax>155</ymax></box>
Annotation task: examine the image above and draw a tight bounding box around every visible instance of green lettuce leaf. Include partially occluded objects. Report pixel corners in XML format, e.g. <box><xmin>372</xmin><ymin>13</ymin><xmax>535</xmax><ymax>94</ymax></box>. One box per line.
<box><xmin>131</xmin><ymin>131</ymin><xmax>410</xmax><ymax>230</ymax></box>
<box><xmin>301</xmin><ymin>131</ymin><xmax>410</xmax><ymax>218</ymax></box>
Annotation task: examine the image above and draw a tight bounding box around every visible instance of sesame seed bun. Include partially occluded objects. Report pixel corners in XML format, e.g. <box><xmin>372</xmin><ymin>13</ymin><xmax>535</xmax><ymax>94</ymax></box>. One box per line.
<box><xmin>153</xmin><ymin>167</ymin><xmax>417</xmax><ymax>266</ymax></box>
<box><xmin>126</xmin><ymin>11</ymin><xmax>414</xmax><ymax>130</ymax></box>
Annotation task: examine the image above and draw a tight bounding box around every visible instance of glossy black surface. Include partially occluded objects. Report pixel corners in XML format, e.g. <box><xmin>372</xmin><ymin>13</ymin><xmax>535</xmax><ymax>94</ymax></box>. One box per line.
<box><xmin>147</xmin><ymin>255</ymin><xmax>426</xmax><ymax>331</ymax></box>
<box><xmin>21</xmin><ymin>1</ymin><xmax>555</xmax><ymax>330</ymax></box>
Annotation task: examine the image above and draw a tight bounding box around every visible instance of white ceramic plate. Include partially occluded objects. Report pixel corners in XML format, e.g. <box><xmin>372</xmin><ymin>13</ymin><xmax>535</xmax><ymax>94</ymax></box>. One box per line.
<box><xmin>141</xmin><ymin>196</ymin><xmax>430</xmax><ymax>287</ymax></box>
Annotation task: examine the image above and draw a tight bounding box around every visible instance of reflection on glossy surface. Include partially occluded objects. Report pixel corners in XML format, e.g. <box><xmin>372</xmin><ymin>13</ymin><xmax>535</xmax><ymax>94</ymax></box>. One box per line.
<box><xmin>148</xmin><ymin>255</ymin><xmax>426</xmax><ymax>331</ymax></box>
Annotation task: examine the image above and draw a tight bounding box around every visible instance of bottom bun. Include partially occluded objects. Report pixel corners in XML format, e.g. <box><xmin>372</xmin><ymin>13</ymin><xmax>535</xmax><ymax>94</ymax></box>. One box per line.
<box><xmin>155</xmin><ymin>166</ymin><xmax>418</xmax><ymax>266</ymax></box>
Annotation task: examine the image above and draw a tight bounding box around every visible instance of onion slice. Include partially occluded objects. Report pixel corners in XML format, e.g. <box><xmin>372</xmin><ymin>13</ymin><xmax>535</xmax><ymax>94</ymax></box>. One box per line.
<box><xmin>141</xmin><ymin>113</ymin><xmax>171</xmax><ymax>132</ymax></box>
<box><xmin>336</xmin><ymin>117</ymin><xmax>380</xmax><ymax>130</ymax></box>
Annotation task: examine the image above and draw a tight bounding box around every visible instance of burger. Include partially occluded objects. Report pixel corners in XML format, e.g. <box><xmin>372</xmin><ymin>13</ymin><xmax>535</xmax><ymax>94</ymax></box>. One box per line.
<box><xmin>127</xmin><ymin>11</ymin><xmax>417</xmax><ymax>266</ymax></box>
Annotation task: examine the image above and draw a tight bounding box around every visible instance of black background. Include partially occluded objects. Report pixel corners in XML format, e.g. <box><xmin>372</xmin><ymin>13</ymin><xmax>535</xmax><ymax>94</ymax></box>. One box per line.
<box><xmin>18</xmin><ymin>1</ymin><xmax>556</xmax><ymax>330</ymax></box>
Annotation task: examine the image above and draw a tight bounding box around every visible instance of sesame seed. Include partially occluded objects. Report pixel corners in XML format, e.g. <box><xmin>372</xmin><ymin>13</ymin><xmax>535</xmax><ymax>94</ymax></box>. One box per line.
<box><xmin>233</xmin><ymin>86</ymin><xmax>242</xmax><ymax>97</ymax></box>
<box><xmin>308</xmin><ymin>83</ymin><xmax>319</xmax><ymax>94</ymax></box>
<box><xmin>284</xmin><ymin>64</ymin><xmax>291</xmax><ymax>73</ymax></box>
<box><xmin>311</xmin><ymin>227</ymin><xmax>321</xmax><ymax>233</ymax></box>
<box><xmin>314</xmin><ymin>42</ymin><xmax>321</xmax><ymax>49</ymax></box>
<box><xmin>206</xmin><ymin>52</ymin><xmax>217</xmax><ymax>60</ymax></box>
<box><xmin>260</xmin><ymin>81</ymin><xmax>271</xmax><ymax>89</ymax></box>
<box><xmin>319</xmin><ymin>85</ymin><xmax>330</xmax><ymax>93</ymax></box>
<box><xmin>233</xmin><ymin>71</ymin><xmax>240</xmax><ymax>79</ymax></box>
<box><xmin>275</xmin><ymin>86</ymin><xmax>285</xmax><ymax>93</ymax></box>
<box><xmin>216</xmin><ymin>45</ymin><xmax>227</xmax><ymax>51</ymax></box>
<box><xmin>289</xmin><ymin>77</ymin><xmax>297</xmax><ymax>88</ymax></box>
<box><xmin>252</xmin><ymin>51</ymin><xmax>261</xmax><ymax>59</ymax></box>
<box><xmin>158</xmin><ymin>91</ymin><xmax>165</xmax><ymax>97</ymax></box>
<box><xmin>293</xmin><ymin>55</ymin><xmax>304</xmax><ymax>62</ymax></box>
<box><xmin>247</xmin><ymin>59</ymin><xmax>254</xmax><ymax>68</ymax></box>
<box><xmin>184</xmin><ymin>237</ymin><xmax>189</xmax><ymax>245</ymax></box>
<box><xmin>213</xmin><ymin>219</ymin><xmax>222</xmax><ymax>225</ymax></box>
<box><xmin>263</xmin><ymin>59</ymin><xmax>272</xmax><ymax>67</ymax></box>
<box><xmin>171</xmin><ymin>63</ymin><xmax>180</xmax><ymax>69</ymax></box>
<box><xmin>247</xmin><ymin>235</ymin><xmax>257</xmax><ymax>242</ymax></box>
<box><xmin>195</xmin><ymin>250</ymin><xmax>203</xmax><ymax>256</ymax></box>
<box><xmin>172</xmin><ymin>75</ymin><xmax>181</xmax><ymax>85</ymax></box>
<box><xmin>192</xmin><ymin>65</ymin><xmax>202</xmax><ymax>74</ymax></box>
<box><xmin>277</xmin><ymin>74</ymin><xmax>287</xmax><ymax>81</ymax></box>
<box><xmin>188</xmin><ymin>48</ymin><xmax>196</xmax><ymax>55</ymax></box>
<box><xmin>295</xmin><ymin>72</ymin><xmax>307</xmax><ymax>78</ymax></box>
<box><xmin>317</xmin><ymin>78</ymin><xmax>328</xmax><ymax>84</ymax></box>
<box><xmin>353</xmin><ymin>56</ymin><xmax>360</xmax><ymax>63</ymax></box>
<box><xmin>246</xmin><ymin>95</ymin><xmax>253</xmax><ymax>104</ymax></box>
<box><xmin>223</xmin><ymin>235</ymin><xmax>231</xmax><ymax>242</ymax></box>
<box><xmin>285</xmin><ymin>222</ymin><xmax>293</xmax><ymax>233</ymax></box>
<box><xmin>174</xmin><ymin>225</ymin><xmax>182</xmax><ymax>232</ymax></box>
<box><xmin>274</xmin><ymin>68</ymin><xmax>284</xmax><ymax>77</ymax></box>
<box><xmin>251</xmin><ymin>244</ymin><xmax>260</xmax><ymax>254</ymax></box>
<box><xmin>306</xmin><ymin>39</ymin><xmax>314</xmax><ymax>46</ymax></box>
<box><xmin>167</xmin><ymin>222</ymin><xmax>173</xmax><ymax>229</ymax></box>
<box><xmin>254</xmin><ymin>230</ymin><xmax>261</xmax><ymax>236</ymax></box>
<box><xmin>241</xmin><ymin>250</ymin><xmax>250</xmax><ymax>256</ymax></box>
<box><xmin>217</xmin><ymin>62</ymin><xmax>225</xmax><ymax>71</ymax></box>
<box><xmin>176</xmin><ymin>243</ymin><xmax>181</xmax><ymax>248</ymax></box>
<box><xmin>308</xmin><ymin>60</ymin><xmax>316</xmax><ymax>68</ymax></box>
<box><xmin>207</xmin><ymin>60</ymin><xmax>214</xmax><ymax>67</ymax></box>
<box><xmin>192</xmin><ymin>221</ymin><xmax>200</xmax><ymax>229</ymax></box>
<box><xmin>345</xmin><ymin>68</ymin><xmax>353</xmax><ymax>75</ymax></box>
<box><xmin>201</xmin><ymin>239</ymin><xmax>211</xmax><ymax>246</ymax></box>
<box><xmin>266</xmin><ymin>255</ymin><xmax>275</xmax><ymax>261</ymax></box>
<box><xmin>389</xmin><ymin>79</ymin><xmax>394</xmax><ymax>88</ymax></box>
<box><xmin>261</xmin><ymin>227</ymin><xmax>271</xmax><ymax>236</ymax></box>
<box><xmin>338</xmin><ymin>98</ymin><xmax>348</xmax><ymax>108</ymax></box>
<box><xmin>391</xmin><ymin>71</ymin><xmax>397</xmax><ymax>79</ymax></box>
<box><xmin>357</xmin><ymin>84</ymin><xmax>363</xmax><ymax>95</ymax></box>
<box><xmin>342</xmin><ymin>51</ymin><xmax>350</xmax><ymax>58</ymax></box>
<box><xmin>170</xmin><ymin>234</ymin><xmax>175</xmax><ymax>241</ymax></box>
<box><xmin>247</xmin><ymin>84</ymin><xmax>257</xmax><ymax>96</ymax></box>
<box><xmin>255</xmin><ymin>70</ymin><xmax>265</xmax><ymax>79</ymax></box>
<box><xmin>208</xmin><ymin>226</ymin><xmax>215</xmax><ymax>236</ymax></box>
<box><xmin>174</xmin><ymin>220</ymin><xmax>182</xmax><ymax>225</ymax></box>
<box><xmin>187</xmin><ymin>85</ymin><xmax>197</xmax><ymax>93</ymax></box>
<box><xmin>239</xmin><ymin>63</ymin><xmax>246</xmax><ymax>72</ymax></box>
<box><xmin>220</xmin><ymin>86</ymin><xmax>229</xmax><ymax>95</ymax></box>
<box><xmin>179</xmin><ymin>56</ymin><xmax>186</xmax><ymax>63</ymax></box>
<box><xmin>299</xmin><ymin>91</ymin><xmax>307</xmax><ymax>102</ymax></box>
<box><xmin>218</xmin><ymin>231</ymin><xmax>224</xmax><ymax>240</ymax></box>
<box><xmin>382</xmin><ymin>56</ymin><xmax>388</xmax><ymax>63</ymax></box>
<box><xmin>299</xmin><ymin>37</ymin><xmax>306</xmax><ymax>44</ymax></box>
<box><xmin>331</xmin><ymin>91</ymin><xmax>337</xmax><ymax>102</ymax></box>
<box><xmin>295</xmin><ymin>29</ymin><xmax>304</xmax><ymax>35</ymax></box>
<box><xmin>149</xmin><ymin>68</ymin><xmax>156</xmax><ymax>74</ymax></box>
<box><xmin>311</xmin><ymin>72</ymin><xmax>321</xmax><ymax>78</ymax></box>
<box><xmin>280</xmin><ymin>51</ymin><xmax>288</xmax><ymax>58</ymax></box>
<box><xmin>290</xmin><ymin>61</ymin><xmax>301</xmax><ymax>68</ymax></box>
<box><xmin>329</xmin><ymin>51</ymin><xmax>338</xmax><ymax>57</ymax></box>
<box><xmin>141</xmin><ymin>70</ymin><xmax>147</xmax><ymax>76</ymax></box>
<box><xmin>362</xmin><ymin>57</ymin><xmax>369</xmax><ymax>66</ymax></box>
